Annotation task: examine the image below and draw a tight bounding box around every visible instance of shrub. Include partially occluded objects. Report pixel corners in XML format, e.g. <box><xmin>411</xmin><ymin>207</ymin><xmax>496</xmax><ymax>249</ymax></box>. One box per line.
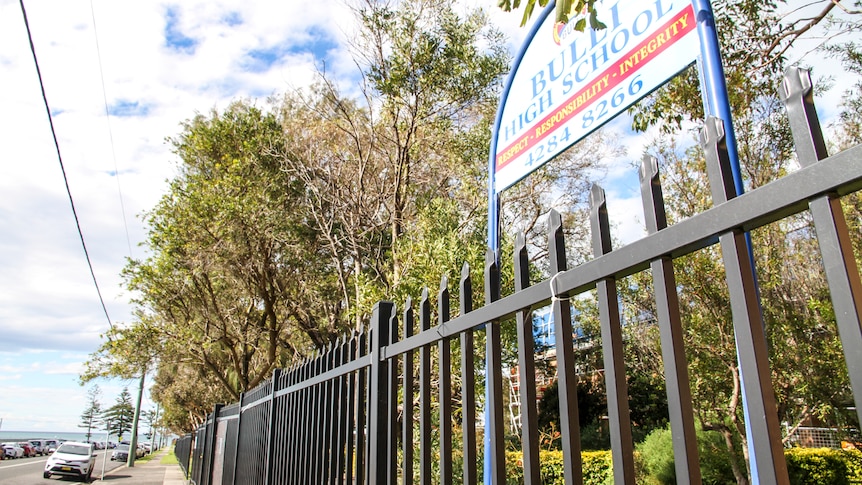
<box><xmin>785</xmin><ymin>448</ymin><xmax>849</xmax><ymax>485</ymax></box>
<box><xmin>636</xmin><ymin>425</ymin><xmax>735</xmax><ymax>485</ymax></box>
<box><xmin>505</xmin><ymin>449</ymin><xmax>611</xmax><ymax>484</ymax></box>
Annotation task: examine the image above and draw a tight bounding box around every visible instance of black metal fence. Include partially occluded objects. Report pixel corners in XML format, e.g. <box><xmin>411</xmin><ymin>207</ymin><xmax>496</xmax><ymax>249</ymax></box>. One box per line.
<box><xmin>175</xmin><ymin>68</ymin><xmax>862</xmax><ymax>485</ymax></box>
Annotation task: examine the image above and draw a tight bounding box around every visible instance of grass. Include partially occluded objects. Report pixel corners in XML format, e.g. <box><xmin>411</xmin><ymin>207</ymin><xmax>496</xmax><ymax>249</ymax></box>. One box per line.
<box><xmin>161</xmin><ymin>449</ymin><xmax>179</xmax><ymax>465</ymax></box>
<box><xmin>134</xmin><ymin>452</ymin><xmax>155</xmax><ymax>463</ymax></box>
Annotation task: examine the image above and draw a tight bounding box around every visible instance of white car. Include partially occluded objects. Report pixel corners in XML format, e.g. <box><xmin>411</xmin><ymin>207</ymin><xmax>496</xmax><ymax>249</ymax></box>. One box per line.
<box><xmin>43</xmin><ymin>441</ymin><xmax>96</xmax><ymax>482</ymax></box>
<box><xmin>1</xmin><ymin>442</ymin><xmax>24</xmax><ymax>459</ymax></box>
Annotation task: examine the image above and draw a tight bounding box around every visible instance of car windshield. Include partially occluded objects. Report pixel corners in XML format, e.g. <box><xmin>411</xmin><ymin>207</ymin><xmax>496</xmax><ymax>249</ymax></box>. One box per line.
<box><xmin>116</xmin><ymin>444</ymin><xmax>130</xmax><ymax>451</ymax></box>
<box><xmin>57</xmin><ymin>444</ymin><xmax>90</xmax><ymax>455</ymax></box>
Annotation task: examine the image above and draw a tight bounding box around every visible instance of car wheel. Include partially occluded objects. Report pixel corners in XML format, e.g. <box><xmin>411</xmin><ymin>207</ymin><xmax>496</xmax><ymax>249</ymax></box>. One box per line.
<box><xmin>43</xmin><ymin>471</ymin><xmax>51</xmax><ymax>478</ymax></box>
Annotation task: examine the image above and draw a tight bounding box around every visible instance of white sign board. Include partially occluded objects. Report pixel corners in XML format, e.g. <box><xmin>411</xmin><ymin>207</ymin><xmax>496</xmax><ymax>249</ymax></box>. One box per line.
<box><xmin>493</xmin><ymin>0</ymin><xmax>700</xmax><ymax>193</ymax></box>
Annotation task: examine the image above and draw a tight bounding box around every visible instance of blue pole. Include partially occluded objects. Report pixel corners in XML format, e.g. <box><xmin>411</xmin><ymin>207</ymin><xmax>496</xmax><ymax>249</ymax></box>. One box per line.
<box><xmin>692</xmin><ymin>0</ymin><xmax>760</xmax><ymax>479</ymax></box>
<box><xmin>485</xmin><ymin>150</ymin><xmax>498</xmax><ymax>485</ymax></box>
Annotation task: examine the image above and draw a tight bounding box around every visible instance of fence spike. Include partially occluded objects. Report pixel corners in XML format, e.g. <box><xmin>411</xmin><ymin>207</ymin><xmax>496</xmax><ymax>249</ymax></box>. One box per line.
<box><xmin>484</xmin><ymin>248</ymin><xmax>500</xmax><ymax>303</ymax></box>
<box><xmin>700</xmin><ymin>117</ymin><xmax>737</xmax><ymax>204</ymax></box>
<box><xmin>590</xmin><ymin>183</ymin><xmax>612</xmax><ymax>257</ymax></box>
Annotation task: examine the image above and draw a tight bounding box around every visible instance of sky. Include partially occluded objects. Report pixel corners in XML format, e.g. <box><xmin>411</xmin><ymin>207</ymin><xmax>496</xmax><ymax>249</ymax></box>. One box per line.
<box><xmin>0</xmin><ymin>0</ymin><xmax>856</xmax><ymax>433</ymax></box>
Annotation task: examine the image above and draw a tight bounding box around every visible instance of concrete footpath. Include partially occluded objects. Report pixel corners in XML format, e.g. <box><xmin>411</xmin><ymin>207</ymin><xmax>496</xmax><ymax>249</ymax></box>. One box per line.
<box><xmin>100</xmin><ymin>449</ymin><xmax>188</xmax><ymax>485</ymax></box>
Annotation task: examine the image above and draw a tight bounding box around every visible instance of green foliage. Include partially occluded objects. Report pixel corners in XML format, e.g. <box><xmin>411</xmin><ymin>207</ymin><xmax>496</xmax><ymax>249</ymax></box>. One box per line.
<box><xmin>843</xmin><ymin>449</ymin><xmax>862</xmax><ymax>482</ymax></box>
<box><xmin>103</xmin><ymin>387</ymin><xmax>136</xmax><ymax>440</ymax></box>
<box><xmin>504</xmin><ymin>450</ymin><xmax>611</xmax><ymax>484</ymax></box>
<box><xmin>78</xmin><ymin>385</ymin><xmax>102</xmax><ymax>442</ymax></box>
<box><xmin>785</xmin><ymin>448</ymin><xmax>850</xmax><ymax>485</ymax></box>
<box><xmin>636</xmin><ymin>425</ymin><xmax>735</xmax><ymax>485</ymax></box>
<box><xmin>497</xmin><ymin>0</ymin><xmax>603</xmax><ymax>29</ymax></box>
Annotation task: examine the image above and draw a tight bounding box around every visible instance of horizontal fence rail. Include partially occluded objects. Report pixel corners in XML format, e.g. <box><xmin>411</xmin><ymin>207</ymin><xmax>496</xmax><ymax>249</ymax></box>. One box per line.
<box><xmin>181</xmin><ymin>68</ymin><xmax>861</xmax><ymax>485</ymax></box>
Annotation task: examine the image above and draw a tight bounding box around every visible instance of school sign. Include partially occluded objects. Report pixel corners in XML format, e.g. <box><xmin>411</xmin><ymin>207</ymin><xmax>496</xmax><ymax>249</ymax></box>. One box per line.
<box><xmin>492</xmin><ymin>0</ymin><xmax>700</xmax><ymax>192</ymax></box>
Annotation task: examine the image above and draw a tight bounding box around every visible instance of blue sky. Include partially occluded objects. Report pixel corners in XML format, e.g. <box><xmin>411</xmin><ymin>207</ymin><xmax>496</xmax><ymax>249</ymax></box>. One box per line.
<box><xmin>0</xmin><ymin>0</ymin><xmax>855</xmax><ymax>433</ymax></box>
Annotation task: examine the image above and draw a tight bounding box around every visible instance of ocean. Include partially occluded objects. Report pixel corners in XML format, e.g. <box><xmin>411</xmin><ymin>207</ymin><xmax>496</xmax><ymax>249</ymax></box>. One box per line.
<box><xmin>0</xmin><ymin>431</ymin><xmax>112</xmax><ymax>443</ymax></box>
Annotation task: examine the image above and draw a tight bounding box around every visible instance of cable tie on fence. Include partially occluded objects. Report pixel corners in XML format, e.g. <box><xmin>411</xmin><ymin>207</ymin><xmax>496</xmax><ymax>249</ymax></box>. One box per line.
<box><xmin>550</xmin><ymin>271</ymin><xmax>571</xmax><ymax>302</ymax></box>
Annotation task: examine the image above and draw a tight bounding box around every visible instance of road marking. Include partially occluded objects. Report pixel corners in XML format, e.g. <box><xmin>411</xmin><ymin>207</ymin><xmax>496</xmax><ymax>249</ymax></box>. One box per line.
<box><xmin>0</xmin><ymin>457</ymin><xmax>47</xmax><ymax>470</ymax></box>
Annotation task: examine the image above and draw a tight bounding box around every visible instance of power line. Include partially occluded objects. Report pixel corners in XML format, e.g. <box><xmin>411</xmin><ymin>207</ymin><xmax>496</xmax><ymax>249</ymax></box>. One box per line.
<box><xmin>90</xmin><ymin>0</ymin><xmax>135</xmax><ymax>259</ymax></box>
<box><xmin>18</xmin><ymin>0</ymin><xmax>114</xmax><ymax>331</ymax></box>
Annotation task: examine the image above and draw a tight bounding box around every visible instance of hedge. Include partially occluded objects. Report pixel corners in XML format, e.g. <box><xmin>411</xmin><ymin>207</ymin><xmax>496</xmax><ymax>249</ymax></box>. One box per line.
<box><xmin>504</xmin><ymin>447</ymin><xmax>862</xmax><ymax>484</ymax></box>
<box><xmin>505</xmin><ymin>450</ymin><xmax>611</xmax><ymax>485</ymax></box>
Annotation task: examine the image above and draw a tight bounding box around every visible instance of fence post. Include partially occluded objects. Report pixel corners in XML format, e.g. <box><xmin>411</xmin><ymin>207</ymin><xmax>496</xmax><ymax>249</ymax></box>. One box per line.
<box><xmin>781</xmin><ymin>67</ymin><xmax>862</xmax><ymax>428</ymax></box>
<box><xmin>460</xmin><ymin>263</ymin><xmax>477</xmax><ymax>485</ymax></box>
<box><xmin>701</xmin><ymin>117</ymin><xmax>789</xmax><ymax>484</ymax></box>
<box><xmin>264</xmin><ymin>368</ymin><xmax>282</xmax><ymax>485</ymax></box>
<box><xmin>484</xmin><ymin>250</ymin><xmax>506</xmax><ymax>485</ymax></box>
<box><xmin>419</xmin><ymin>290</ymin><xmax>432</xmax><ymax>485</ymax></box>
<box><xmin>513</xmin><ymin>237</ymin><xmax>540</xmax><ymax>485</ymax></box>
<box><xmin>590</xmin><ymin>185</ymin><xmax>636</xmax><ymax>485</ymax></box>
<box><xmin>203</xmin><ymin>404</ymin><xmax>224</xmax><ymax>485</ymax></box>
<box><xmin>547</xmin><ymin>210</ymin><xmax>584</xmax><ymax>485</ymax></box>
<box><xmin>438</xmin><ymin>277</ymin><xmax>453</xmax><ymax>485</ymax></box>
<box><xmin>639</xmin><ymin>156</ymin><xmax>702</xmax><ymax>485</ymax></box>
<box><xmin>368</xmin><ymin>301</ymin><xmax>394</xmax><ymax>484</ymax></box>
<box><xmin>402</xmin><ymin>299</ymin><xmax>415</xmax><ymax>485</ymax></box>
<box><xmin>230</xmin><ymin>393</ymin><xmax>244</xmax><ymax>485</ymax></box>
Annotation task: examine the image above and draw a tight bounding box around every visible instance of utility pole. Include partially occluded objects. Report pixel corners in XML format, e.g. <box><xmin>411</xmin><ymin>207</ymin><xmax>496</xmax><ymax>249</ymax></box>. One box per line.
<box><xmin>127</xmin><ymin>372</ymin><xmax>146</xmax><ymax>467</ymax></box>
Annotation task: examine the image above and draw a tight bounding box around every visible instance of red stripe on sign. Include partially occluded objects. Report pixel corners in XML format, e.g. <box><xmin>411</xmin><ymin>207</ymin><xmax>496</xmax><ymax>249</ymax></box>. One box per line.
<box><xmin>495</xmin><ymin>4</ymin><xmax>696</xmax><ymax>171</ymax></box>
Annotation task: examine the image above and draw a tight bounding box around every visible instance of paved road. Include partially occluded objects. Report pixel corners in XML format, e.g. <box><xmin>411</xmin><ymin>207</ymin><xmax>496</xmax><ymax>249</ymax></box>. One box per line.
<box><xmin>0</xmin><ymin>450</ymin><xmax>128</xmax><ymax>484</ymax></box>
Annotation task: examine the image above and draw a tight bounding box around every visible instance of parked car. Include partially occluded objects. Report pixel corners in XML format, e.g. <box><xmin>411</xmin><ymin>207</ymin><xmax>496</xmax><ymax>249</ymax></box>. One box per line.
<box><xmin>28</xmin><ymin>439</ymin><xmax>48</xmax><ymax>456</ymax></box>
<box><xmin>110</xmin><ymin>444</ymin><xmax>130</xmax><ymax>462</ymax></box>
<box><xmin>44</xmin><ymin>439</ymin><xmax>59</xmax><ymax>454</ymax></box>
<box><xmin>1</xmin><ymin>442</ymin><xmax>24</xmax><ymax>459</ymax></box>
<box><xmin>17</xmin><ymin>442</ymin><xmax>36</xmax><ymax>457</ymax></box>
<box><xmin>43</xmin><ymin>441</ymin><xmax>96</xmax><ymax>481</ymax></box>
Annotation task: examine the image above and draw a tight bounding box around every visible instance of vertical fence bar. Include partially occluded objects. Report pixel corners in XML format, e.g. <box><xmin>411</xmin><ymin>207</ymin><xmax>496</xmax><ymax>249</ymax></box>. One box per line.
<box><xmin>460</xmin><ymin>263</ymin><xmax>478</xmax><ymax>485</ymax></box>
<box><xmin>326</xmin><ymin>344</ymin><xmax>339</xmax><ymax>482</ymax></box>
<box><xmin>547</xmin><ymin>210</ymin><xmax>583</xmax><ymax>485</ymax></box>
<box><xmin>328</xmin><ymin>342</ymin><xmax>341</xmax><ymax>484</ymax></box>
<box><xmin>781</xmin><ymin>67</ymin><xmax>862</xmax><ymax>428</ymax></box>
<box><xmin>335</xmin><ymin>339</ymin><xmax>350</xmax><ymax>485</ymax></box>
<box><xmin>419</xmin><ymin>289</ymin><xmax>432</xmax><ymax>485</ymax></box>
<box><xmin>590</xmin><ymin>184</ymin><xmax>636</xmax><ymax>485</ymax></box>
<box><xmin>639</xmin><ymin>157</ymin><xmax>702</xmax><ymax>485</ymax></box>
<box><xmin>275</xmin><ymin>372</ymin><xmax>288</xmax><ymax>485</ymax></box>
<box><xmin>438</xmin><ymin>276</ymin><xmax>453</xmax><ymax>485</ymax></box>
<box><xmin>484</xmin><ymin>249</ymin><xmax>506</xmax><ymax>484</ymax></box>
<box><xmin>264</xmin><ymin>369</ymin><xmax>281</xmax><ymax>485</ymax></box>
<box><xmin>300</xmin><ymin>358</ymin><xmax>314</xmax><ymax>485</ymax></box>
<box><xmin>284</xmin><ymin>367</ymin><xmax>298</xmax><ymax>485</ymax></box>
<box><xmin>314</xmin><ymin>352</ymin><xmax>326</xmax><ymax>484</ymax></box>
<box><xmin>204</xmin><ymin>404</ymin><xmax>223</xmax><ymax>485</ymax></box>
<box><xmin>355</xmin><ymin>330</ymin><xmax>369</xmax><ymax>485</ymax></box>
<box><xmin>387</xmin><ymin>310</ymin><xmax>400</xmax><ymax>484</ymax></box>
<box><xmin>301</xmin><ymin>354</ymin><xmax>315</xmax><ymax>484</ymax></box>
<box><xmin>231</xmin><ymin>393</ymin><xmax>245</xmax><ymax>485</ymax></box>
<box><xmin>402</xmin><ymin>298</ymin><xmax>415</xmax><ymax>485</ymax></box>
<box><xmin>513</xmin><ymin>235</ymin><xmax>540</xmax><ymax>485</ymax></box>
<box><xmin>702</xmin><ymin>117</ymin><xmax>789</xmax><ymax>484</ymax></box>
<box><xmin>346</xmin><ymin>332</ymin><xmax>359</xmax><ymax>485</ymax></box>
<box><xmin>369</xmin><ymin>302</ymin><xmax>394</xmax><ymax>484</ymax></box>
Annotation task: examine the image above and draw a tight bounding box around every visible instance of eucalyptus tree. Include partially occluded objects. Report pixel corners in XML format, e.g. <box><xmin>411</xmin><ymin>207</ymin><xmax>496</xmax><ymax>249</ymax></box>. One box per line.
<box><xmin>281</xmin><ymin>0</ymin><xmax>510</xmax><ymax>326</ymax></box>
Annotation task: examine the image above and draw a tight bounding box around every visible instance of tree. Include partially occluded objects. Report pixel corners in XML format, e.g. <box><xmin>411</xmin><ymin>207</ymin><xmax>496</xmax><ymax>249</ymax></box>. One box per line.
<box><xmin>499</xmin><ymin>0</ymin><xmax>861</xmax><ymax>68</ymax></box>
<box><xmin>78</xmin><ymin>385</ymin><xmax>101</xmax><ymax>443</ymax></box>
<box><xmin>103</xmin><ymin>387</ymin><xmax>135</xmax><ymax>440</ymax></box>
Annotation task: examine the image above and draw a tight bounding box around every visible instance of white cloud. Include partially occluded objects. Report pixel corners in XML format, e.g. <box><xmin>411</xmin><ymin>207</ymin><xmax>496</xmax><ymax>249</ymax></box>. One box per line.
<box><xmin>0</xmin><ymin>0</ymin><xmax>857</xmax><ymax>433</ymax></box>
